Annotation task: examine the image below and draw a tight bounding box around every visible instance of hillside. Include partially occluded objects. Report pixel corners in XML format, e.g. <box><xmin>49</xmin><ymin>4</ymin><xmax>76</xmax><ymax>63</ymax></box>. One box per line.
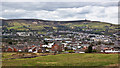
<box><xmin>2</xmin><ymin>19</ymin><xmax>119</xmax><ymax>35</ymax></box>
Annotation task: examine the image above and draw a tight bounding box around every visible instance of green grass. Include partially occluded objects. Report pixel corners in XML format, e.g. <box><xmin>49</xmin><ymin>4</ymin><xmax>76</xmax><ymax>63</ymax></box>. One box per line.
<box><xmin>2</xmin><ymin>53</ymin><xmax>119</xmax><ymax>66</ymax></box>
<box><xmin>72</xmin><ymin>23</ymin><xmax>110</xmax><ymax>30</ymax></box>
<box><xmin>7</xmin><ymin>26</ymin><xmax>23</xmax><ymax>29</ymax></box>
<box><xmin>4</xmin><ymin>21</ymin><xmax>119</xmax><ymax>34</ymax></box>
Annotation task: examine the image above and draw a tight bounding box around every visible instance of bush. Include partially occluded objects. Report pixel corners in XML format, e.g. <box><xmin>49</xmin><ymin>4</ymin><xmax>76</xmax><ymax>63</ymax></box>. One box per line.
<box><xmin>92</xmin><ymin>49</ymin><xmax>97</xmax><ymax>53</ymax></box>
<box><xmin>68</xmin><ymin>50</ymin><xmax>74</xmax><ymax>53</ymax></box>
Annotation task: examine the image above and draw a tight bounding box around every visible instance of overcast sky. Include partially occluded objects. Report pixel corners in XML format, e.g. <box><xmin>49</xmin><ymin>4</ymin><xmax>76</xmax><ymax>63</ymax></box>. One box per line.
<box><xmin>1</xmin><ymin>0</ymin><xmax>119</xmax><ymax>24</ymax></box>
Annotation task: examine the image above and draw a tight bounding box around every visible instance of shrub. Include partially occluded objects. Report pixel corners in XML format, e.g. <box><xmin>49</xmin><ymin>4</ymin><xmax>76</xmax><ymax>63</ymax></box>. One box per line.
<box><xmin>92</xmin><ymin>49</ymin><xmax>97</xmax><ymax>53</ymax></box>
<box><xmin>68</xmin><ymin>50</ymin><xmax>74</xmax><ymax>53</ymax></box>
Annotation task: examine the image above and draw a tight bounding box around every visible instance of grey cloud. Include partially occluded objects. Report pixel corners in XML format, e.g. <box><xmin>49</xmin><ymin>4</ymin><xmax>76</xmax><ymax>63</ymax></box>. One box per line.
<box><xmin>2</xmin><ymin>2</ymin><xmax>118</xmax><ymax>11</ymax></box>
<box><xmin>1</xmin><ymin>2</ymin><xmax>118</xmax><ymax>24</ymax></box>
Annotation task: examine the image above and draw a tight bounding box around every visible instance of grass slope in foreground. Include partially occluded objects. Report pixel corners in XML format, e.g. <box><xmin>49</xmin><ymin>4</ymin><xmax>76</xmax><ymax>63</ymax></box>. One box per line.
<box><xmin>2</xmin><ymin>53</ymin><xmax>118</xmax><ymax>66</ymax></box>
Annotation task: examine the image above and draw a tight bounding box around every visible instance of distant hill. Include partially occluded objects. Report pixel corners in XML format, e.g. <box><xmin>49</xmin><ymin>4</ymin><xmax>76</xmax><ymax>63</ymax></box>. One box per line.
<box><xmin>2</xmin><ymin>19</ymin><xmax>119</xmax><ymax>35</ymax></box>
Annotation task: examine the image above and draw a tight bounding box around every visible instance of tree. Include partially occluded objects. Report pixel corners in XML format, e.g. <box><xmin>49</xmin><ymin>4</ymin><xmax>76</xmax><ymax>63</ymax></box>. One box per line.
<box><xmin>64</xmin><ymin>47</ymin><xmax>68</xmax><ymax>51</ymax></box>
<box><xmin>8</xmin><ymin>42</ymin><xmax>12</xmax><ymax>45</ymax></box>
<box><xmin>44</xmin><ymin>40</ymin><xmax>48</xmax><ymax>45</ymax></box>
<box><xmin>88</xmin><ymin>45</ymin><xmax>92</xmax><ymax>53</ymax></box>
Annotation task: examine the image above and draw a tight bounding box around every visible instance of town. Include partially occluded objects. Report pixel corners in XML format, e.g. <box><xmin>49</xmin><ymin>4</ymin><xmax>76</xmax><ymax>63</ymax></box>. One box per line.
<box><xmin>2</xmin><ymin>30</ymin><xmax>120</xmax><ymax>54</ymax></box>
<box><xmin>1</xmin><ymin>1</ymin><xmax>120</xmax><ymax>67</ymax></box>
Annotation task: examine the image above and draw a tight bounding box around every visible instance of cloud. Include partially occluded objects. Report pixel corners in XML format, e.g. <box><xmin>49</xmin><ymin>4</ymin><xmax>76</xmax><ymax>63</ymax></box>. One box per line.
<box><xmin>86</xmin><ymin>6</ymin><xmax>118</xmax><ymax>24</ymax></box>
<box><xmin>1</xmin><ymin>0</ymin><xmax>119</xmax><ymax>2</ymax></box>
<box><xmin>1</xmin><ymin>2</ymin><xmax>118</xmax><ymax>11</ymax></box>
<box><xmin>1</xmin><ymin>2</ymin><xmax>119</xmax><ymax>24</ymax></box>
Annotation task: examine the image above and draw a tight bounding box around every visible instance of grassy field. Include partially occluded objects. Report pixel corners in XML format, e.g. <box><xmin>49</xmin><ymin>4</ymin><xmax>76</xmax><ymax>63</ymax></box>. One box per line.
<box><xmin>2</xmin><ymin>53</ymin><xmax>119</xmax><ymax>67</ymax></box>
<box><xmin>4</xmin><ymin>20</ymin><xmax>119</xmax><ymax>35</ymax></box>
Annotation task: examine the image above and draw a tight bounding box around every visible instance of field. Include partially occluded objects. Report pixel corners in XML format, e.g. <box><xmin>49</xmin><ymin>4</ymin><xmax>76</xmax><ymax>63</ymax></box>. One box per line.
<box><xmin>2</xmin><ymin>53</ymin><xmax>119</xmax><ymax>67</ymax></box>
<box><xmin>2</xmin><ymin>19</ymin><xmax>119</xmax><ymax>35</ymax></box>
